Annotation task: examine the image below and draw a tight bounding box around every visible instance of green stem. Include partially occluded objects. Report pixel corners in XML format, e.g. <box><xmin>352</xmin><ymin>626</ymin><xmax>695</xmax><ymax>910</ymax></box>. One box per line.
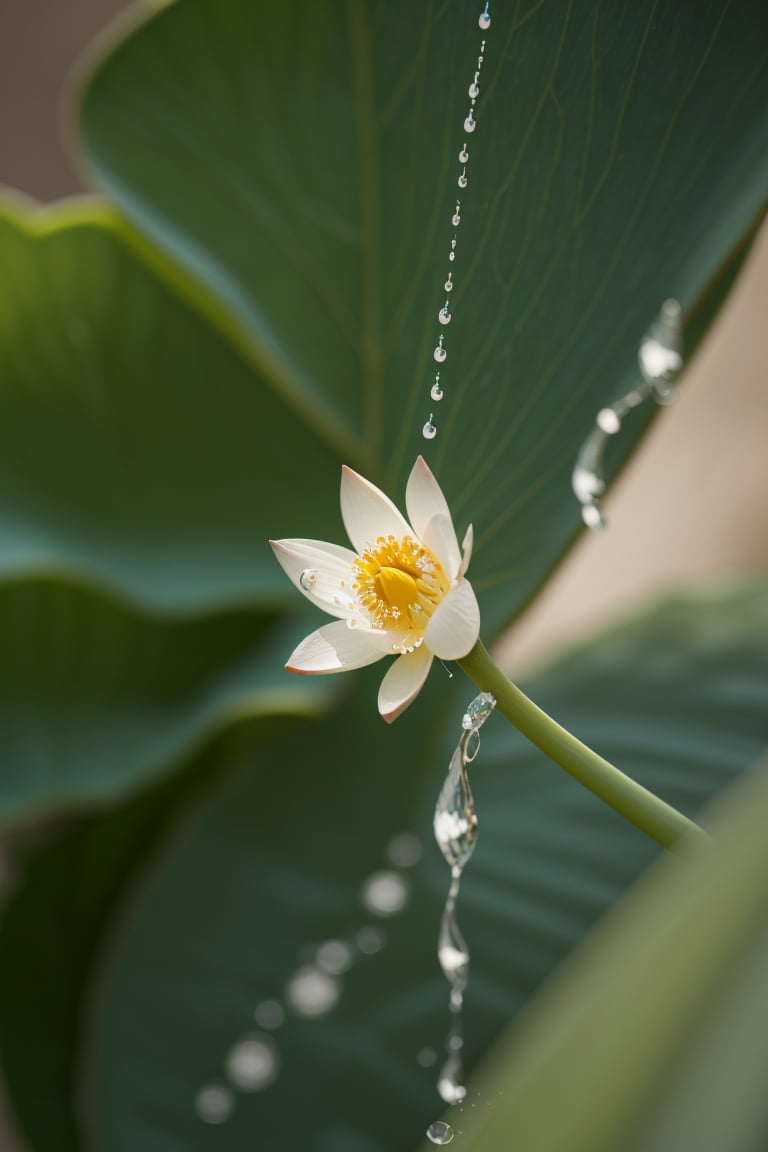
<box><xmin>457</xmin><ymin>639</ymin><xmax>708</xmax><ymax>853</ymax></box>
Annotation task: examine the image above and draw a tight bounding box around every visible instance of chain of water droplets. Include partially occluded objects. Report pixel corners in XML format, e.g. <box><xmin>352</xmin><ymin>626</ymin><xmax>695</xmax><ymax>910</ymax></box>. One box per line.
<box><xmin>422</xmin><ymin>1</ymin><xmax>492</xmax><ymax>447</ymax></box>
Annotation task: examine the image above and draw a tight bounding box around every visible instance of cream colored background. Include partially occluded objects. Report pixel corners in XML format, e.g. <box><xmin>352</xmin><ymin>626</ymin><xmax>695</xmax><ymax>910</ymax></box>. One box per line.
<box><xmin>1</xmin><ymin>2</ymin><xmax>766</xmax><ymax>1148</ymax></box>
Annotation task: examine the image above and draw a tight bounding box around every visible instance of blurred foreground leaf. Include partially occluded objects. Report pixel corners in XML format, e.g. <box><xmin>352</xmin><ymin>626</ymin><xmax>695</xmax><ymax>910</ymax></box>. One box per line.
<box><xmin>2</xmin><ymin>583</ymin><xmax>766</xmax><ymax>1151</ymax></box>
<box><xmin>448</xmin><ymin>756</ymin><xmax>768</xmax><ymax>1152</ymax></box>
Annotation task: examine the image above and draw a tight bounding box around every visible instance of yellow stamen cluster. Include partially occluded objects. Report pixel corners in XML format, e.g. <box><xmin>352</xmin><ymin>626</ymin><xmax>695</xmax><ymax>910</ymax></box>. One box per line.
<box><xmin>353</xmin><ymin>535</ymin><xmax>449</xmax><ymax>631</ymax></box>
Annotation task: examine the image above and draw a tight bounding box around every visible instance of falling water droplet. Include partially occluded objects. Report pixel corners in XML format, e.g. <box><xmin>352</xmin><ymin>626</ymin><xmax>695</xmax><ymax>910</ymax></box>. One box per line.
<box><xmin>423</xmin><ymin>416</ymin><xmax>438</xmax><ymax>440</ymax></box>
<box><xmin>459</xmin><ymin>146</ymin><xmax>469</xmax><ymax>163</ymax></box>
<box><xmin>286</xmin><ymin>965</ymin><xmax>340</xmax><ymax>1018</ymax></box>
<box><xmin>426</xmin><ymin>1120</ymin><xmax>455</xmax><ymax>1145</ymax></box>
<box><xmin>431</xmin><ymin>382</ymin><xmax>444</xmax><ymax>402</ymax></box>
<box><xmin>444</xmin><ymin>274</ymin><xmax>453</xmax><ymax>292</ymax></box>
<box><xmin>438</xmin><ymin>1051</ymin><xmax>467</xmax><ymax>1104</ymax></box>
<box><xmin>582</xmin><ymin>503</ymin><xmax>606</xmax><ymax>531</ymax></box>
<box><xmin>596</xmin><ymin>407</ymin><xmax>621</xmax><ymax>435</ymax></box>
<box><xmin>315</xmin><ymin>939</ymin><xmax>354</xmax><ymax>975</ymax></box>
<box><xmin>355</xmin><ymin>925</ymin><xmax>385</xmax><ymax>954</ymax></box>
<box><xmin>434</xmin><ymin>336</ymin><xmax>447</xmax><ymax>362</ymax></box>
<box><xmin>468</xmin><ymin>83</ymin><xmax>479</xmax><ymax>99</ymax></box>
<box><xmin>299</xmin><ymin>569</ymin><xmax>317</xmax><ymax>591</ymax></box>
<box><xmin>417</xmin><ymin>1046</ymin><xmax>438</xmax><ymax>1068</ymax></box>
<box><xmin>225</xmin><ymin>1033</ymin><xmax>280</xmax><ymax>1092</ymax></box>
<box><xmin>439</xmin><ymin>302</ymin><xmax>452</xmax><ymax>325</ymax></box>
<box><xmin>386</xmin><ymin>831</ymin><xmax>422</xmax><ymax>867</ymax></box>
<box><xmin>438</xmin><ymin>893</ymin><xmax>470</xmax><ymax>991</ymax></box>
<box><xmin>253</xmin><ymin>999</ymin><xmax>285</xmax><ymax>1030</ymax></box>
<box><xmin>452</xmin><ymin>212</ymin><xmax>461</xmax><ymax>227</ymax></box>
<box><xmin>464</xmin><ymin>112</ymin><xmax>476</xmax><ymax>133</ymax></box>
<box><xmin>478</xmin><ymin>3</ymin><xmax>491</xmax><ymax>30</ymax></box>
<box><xmin>361</xmin><ymin>869</ymin><xmax>410</xmax><ymax>915</ymax></box>
<box><xmin>434</xmin><ymin>749</ymin><xmax>478</xmax><ymax>872</ymax></box>
<box><xmin>458</xmin><ymin>168</ymin><xmax>468</xmax><ymax>188</ymax></box>
<box><xmin>195</xmin><ymin>1083</ymin><xmax>235</xmax><ymax>1125</ymax></box>
<box><xmin>639</xmin><ymin>298</ymin><xmax>684</xmax><ymax>403</ymax></box>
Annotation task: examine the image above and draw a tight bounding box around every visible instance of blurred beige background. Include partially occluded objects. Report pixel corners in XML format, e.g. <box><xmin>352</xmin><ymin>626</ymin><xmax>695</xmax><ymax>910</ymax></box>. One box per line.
<box><xmin>0</xmin><ymin>1</ymin><xmax>766</xmax><ymax>1148</ymax></box>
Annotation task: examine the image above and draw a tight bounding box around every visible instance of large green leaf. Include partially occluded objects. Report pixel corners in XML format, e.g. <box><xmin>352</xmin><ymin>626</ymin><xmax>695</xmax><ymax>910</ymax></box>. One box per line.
<box><xmin>449</xmin><ymin>758</ymin><xmax>768</xmax><ymax>1152</ymax></box>
<box><xmin>78</xmin><ymin>0</ymin><xmax>768</xmax><ymax>631</ymax></box>
<box><xmin>4</xmin><ymin>583</ymin><xmax>766</xmax><ymax>1151</ymax></box>
<box><xmin>0</xmin><ymin>200</ymin><xmax>343</xmax><ymax>612</ymax></box>
<box><xmin>0</xmin><ymin>575</ymin><xmax>332</xmax><ymax>824</ymax></box>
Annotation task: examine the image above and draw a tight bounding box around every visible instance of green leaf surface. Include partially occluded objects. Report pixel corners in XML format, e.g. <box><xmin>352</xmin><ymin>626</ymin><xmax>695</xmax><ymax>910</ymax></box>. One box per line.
<box><xmin>0</xmin><ymin>575</ymin><xmax>332</xmax><ymax>823</ymax></box>
<box><xmin>449</xmin><ymin>757</ymin><xmax>768</xmax><ymax>1152</ymax></box>
<box><xmin>78</xmin><ymin>0</ymin><xmax>768</xmax><ymax>631</ymax></box>
<box><xmin>0</xmin><ymin>200</ymin><xmax>344</xmax><ymax>612</ymax></box>
<box><xmin>4</xmin><ymin>583</ymin><xmax>765</xmax><ymax>1152</ymax></box>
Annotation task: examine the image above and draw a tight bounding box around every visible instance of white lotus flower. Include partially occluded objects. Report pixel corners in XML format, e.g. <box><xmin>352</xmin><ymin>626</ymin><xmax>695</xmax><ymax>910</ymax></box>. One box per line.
<box><xmin>271</xmin><ymin>456</ymin><xmax>480</xmax><ymax>722</ymax></box>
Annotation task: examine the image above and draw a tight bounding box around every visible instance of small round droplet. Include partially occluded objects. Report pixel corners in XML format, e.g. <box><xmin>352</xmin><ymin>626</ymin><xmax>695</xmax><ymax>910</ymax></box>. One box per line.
<box><xmin>434</xmin><ymin>346</ymin><xmax>447</xmax><ymax>362</ymax></box>
<box><xmin>458</xmin><ymin>173</ymin><xmax>468</xmax><ymax>188</ymax></box>
<box><xmin>286</xmin><ymin>965</ymin><xmax>340</xmax><ymax>1018</ymax></box>
<box><xmin>355</xmin><ymin>925</ymin><xmax>385</xmax><ymax>954</ymax></box>
<box><xmin>431</xmin><ymin>383</ymin><xmax>444</xmax><ymax>402</ymax></box>
<box><xmin>479</xmin><ymin>12</ymin><xmax>491</xmax><ymax>29</ymax></box>
<box><xmin>459</xmin><ymin>147</ymin><xmax>469</xmax><ymax>163</ymax></box>
<box><xmin>464</xmin><ymin>115</ymin><xmax>476</xmax><ymax>133</ymax></box>
<box><xmin>427</xmin><ymin>1120</ymin><xmax>454</xmax><ymax>1145</ymax></box>
<box><xmin>452</xmin><ymin>212</ymin><xmax>461</xmax><ymax>226</ymax></box>
<box><xmin>468</xmin><ymin>83</ymin><xmax>479</xmax><ymax>99</ymax></box>
<box><xmin>253</xmin><ymin>999</ymin><xmax>285</xmax><ymax>1030</ymax></box>
<box><xmin>299</xmin><ymin>569</ymin><xmax>317</xmax><ymax>591</ymax></box>
<box><xmin>225</xmin><ymin>1034</ymin><xmax>280</xmax><ymax>1092</ymax></box>
<box><xmin>444</xmin><ymin>277</ymin><xmax>453</xmax><ymax>292</ymax></box>
<box><xmin>582</xmin><ymin>503</ymin><xmax>605</xmax><ymax>531</ymax></box>
<box><xmin>597</xmin><ymin>408</ymin><xmax>621</xmax><ymax>435</ymax></box>
<box><xmin>315</xmin><ymin>939</ymin><xmax>354</xmax><ymax>975</ymax></box>
<box><xmin>387</xmin><ymin>832</ymin><xmax>422</xmax><ymax>867</ymax></box>
<box><xmin>423</xmin><ymin>418</ymin><xmax>437</xmax><ymax>441</ymax></box>
<box><xmin>439</xmin><ymin>306</ymin><xmax>451</xmax><ymax>325</ymax></box>
<box><xmin>448</xmin><ymin>251</ymin><xmax>455</xmax><ymax>262</ymax></box>
<box><xmin>195</xmin><ymin>1083</ymin><xmax>234</xmax><ymax>1125</ymax></box>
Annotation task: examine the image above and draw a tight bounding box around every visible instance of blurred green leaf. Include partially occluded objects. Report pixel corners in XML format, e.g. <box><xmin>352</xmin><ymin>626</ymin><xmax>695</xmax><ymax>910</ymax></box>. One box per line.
<box><xmin>0</xmin><ymin>575</ymin><xmax>333</xmax><ymax>823</ymax></box>
<box><xmin>0</xmin><ymin>200</ymin><xmax>343</xmax><ymax>612</ymax></box>
<box><xmin>4</xmin><ymin>582</ymin><xmax>766</xmax><ymax>1151</ymax></box>
<box><xmin>78</xmin><ymin>0</ymin><xmax>768</xmax><ymax>632</ymax></box>
<box><xmin>448</xmin><ymin>757</ymin><xmax>768</xmax><ymax>1152</ymax></box>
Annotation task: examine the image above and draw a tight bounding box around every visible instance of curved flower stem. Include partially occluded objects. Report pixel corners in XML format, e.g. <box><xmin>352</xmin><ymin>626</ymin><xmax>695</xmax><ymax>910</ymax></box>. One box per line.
<box><xmin>457</xmin><ymin>639</ymin><xmax>708</xmax><ymax>853</ymax></box>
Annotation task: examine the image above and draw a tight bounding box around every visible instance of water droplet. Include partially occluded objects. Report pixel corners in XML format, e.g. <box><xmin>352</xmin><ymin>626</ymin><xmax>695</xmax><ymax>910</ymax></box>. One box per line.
<box><xmin>459</xmin><ymin>146</ymin><xmax>469</xmax><ymax>163</ymax></box>
<box><xmin>597</xmin><ymin>407</ymin><xmax>621</xmax><ymax>435</ymax></box>
<box><xmin>423</xmin><ymin>418</ymin><xmax>438</xmax><ymax>440</ymax></box>
<box><xmin>448</xmin><ymin>251</ymin><xmax>455</xmax><ymax>262</ymax></box>
<box><xmin>458</xmin><ymin>169</ymin><xmax>468</xmax><ymax>188</ymax></box>
<box><xmin>444</xmin><ymin>276</ymin><xmax>453</xmax><ymax>292</ymax></box>
<box><xmin>361</xmin><ymin>870</ymin><xmax>410</xmax><ymax>915</ymax></box>
<box><xmin>433</xmin><ymin>340</ymin><xmax>447</xmax><ymax>362</ymax></box>
<box><xmin>478</xmin><ymin>7</ymin><xmax>491</xmax><ymax>30</ymax></box>
<box><xmin>431</xmin><ymin>383</ymin><xmax>444</xmax><ymax>402</ymax></box>
<box><xmin>464</xmin><ymin>113</ymin><xmax>476</xmax><ymax>133</ymax></box>
<box><xmin>286</xmin><ymin>965</ymin><xmax>340</xmax><ymax>1017</ymax></box>
<box><xmin>439</xmin><ymin>304</ymin><xmax>451</xmax><ymax>325</ymax></box>
<box><xmin>438</xmin><ymin>1052</ymin><xmax>467</xmax><ymax>1104</ymax></box>
<box><xmin>195</xmin><ymin>1083</ymin><xmax>234</xmax><ymax>1124</ymax></box>
<box><xmin>299</xmin><ymin>568</ymin><xmax>317</xmax><ymax>591</ymax></box>
<box><xmin>253</xmin><ymin>999</ymin><xmax>285</xmax><ymax>1030</ymax></box>
<box><xmin>427</xmin><ymin>1120</ymin><xmax>454</xmax><ymax>1145</ymax></box>
<box><xmin>386</xmin><ymin>832</ymin><xmax>422</xmax><ymax>867</ymax></box>
<box><xmin>355</xmin><ymin>925</ymin><xmax>385</xmax><ymax>954</ymax></box>
<box><xmin>452</xmin><ymin>212</ymin><xmax>461</xmax><ymax>227</ymax></box>
<box><xmin>417</xmin><ymin>1046</ymin><xmax>438</xmax><ymax>1068</ymax></box>
<box><xmin>315</xmin><ymin>939</ymin><xmax>354</xmax><ymax>975</ymax></box>
<box><xmin>582</xmin><ymin>502</ymin><xmax>605</xmax><ymax>531</ymax></box>
<box><xmin>438</xmin><ymin>902</ymin><xmax>470</xmax><ymax>989</ymax></box>
<box><xmin>225</xmin><ymin>1033</ymin><xmax>280</xmax><ymax>1092</ymax></box>
<box><xmin>468</xmin><ymin>83</ymin><xmax>479</xmax><ymax>99</ymax></box>
<box><xmin>434</xmin><ymin>750</ymin><xmax>478</xmax><ymax>872</ymax></box>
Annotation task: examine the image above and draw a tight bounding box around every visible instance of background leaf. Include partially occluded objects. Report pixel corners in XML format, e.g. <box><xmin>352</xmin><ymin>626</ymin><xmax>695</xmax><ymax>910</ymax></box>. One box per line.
<box><xmin>3</xmin><ymin>582</ymin><xmax>766</xmax><ymax>1151</ymax></box>
<box><xmin>0</xmin><ymin>576</ymin><xmax>332</xmax><ymax>823</ymax></box>
<box><xmin>78</xmin><ymin>0</ymin><xmax>768</xmax><ymax>632</ymax></box>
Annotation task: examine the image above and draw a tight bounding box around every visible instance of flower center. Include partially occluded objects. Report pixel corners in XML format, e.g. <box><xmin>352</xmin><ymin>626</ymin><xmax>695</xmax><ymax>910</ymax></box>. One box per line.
<box><xmin>353</xmin><ymin>535</ymin><xmax>449</xmax><ymax>631</ymax></box>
